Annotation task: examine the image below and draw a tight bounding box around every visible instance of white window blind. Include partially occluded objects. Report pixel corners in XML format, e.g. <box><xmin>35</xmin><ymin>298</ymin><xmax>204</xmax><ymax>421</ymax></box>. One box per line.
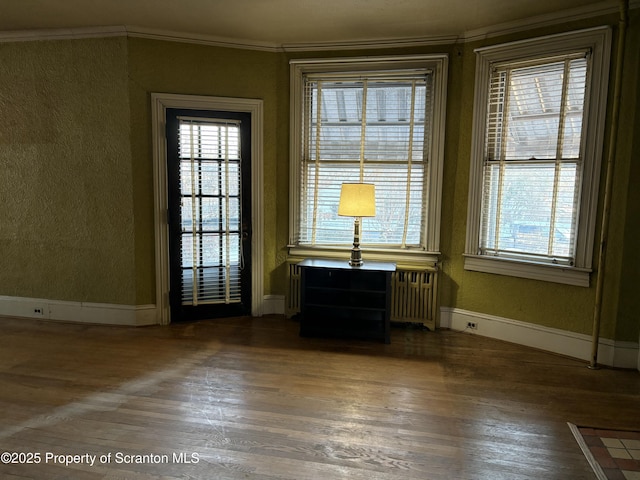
<box><xmin>178</xmin><ymin>118</ymin><xmax>242</xmax><ymax>305</ymax></box>
<box><xmin>479</xmin><ymin>54</ymin><xmax>588</xmax><ymax>265</ymax></box>
<box><xmin>297</xmin><ymin>72</ymin><xmax>433</xmax><ymax>248</ymax></box>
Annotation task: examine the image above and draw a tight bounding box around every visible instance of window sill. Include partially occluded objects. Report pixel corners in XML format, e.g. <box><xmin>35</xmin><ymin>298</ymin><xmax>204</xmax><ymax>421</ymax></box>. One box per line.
<box><xmin>288</xmin><ymin>245</ymin><xmax>439</xmax><ymax>270</ymax></box>
<box><xmin>463</xmin><ymin>254</ymin><xmax>591</xmax><ymax>287</ymax></box>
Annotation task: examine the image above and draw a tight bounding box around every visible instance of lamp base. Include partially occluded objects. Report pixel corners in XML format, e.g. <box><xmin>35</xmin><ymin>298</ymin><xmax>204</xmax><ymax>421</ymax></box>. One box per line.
<box><xmin>349</xmin><ymin>217</ymin><xmax>364</xmax><ymax>267</ymax></box>
<box><xmin>349</xmin><ymin>247</ymin><xmax>363</xmax><ymax>267</ymax></box>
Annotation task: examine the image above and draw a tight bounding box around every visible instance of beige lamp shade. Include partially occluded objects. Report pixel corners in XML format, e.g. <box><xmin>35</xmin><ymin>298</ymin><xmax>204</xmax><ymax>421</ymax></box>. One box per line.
<box><xmin>338</xmin><ymin>183</ymin><xmax>376</xmax><ymax>217</ymax></box>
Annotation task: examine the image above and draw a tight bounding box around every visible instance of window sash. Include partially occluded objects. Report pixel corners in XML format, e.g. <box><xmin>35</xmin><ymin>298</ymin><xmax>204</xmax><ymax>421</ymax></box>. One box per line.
<box><xmin>297</xmin><ymin>74</ymin><xmax>433</xmax><ymax>249</ymax></box>
<box><xmin>479</xmin><ymin>55</ymin><xmax>588</xmax><ymax>266</ymax></box>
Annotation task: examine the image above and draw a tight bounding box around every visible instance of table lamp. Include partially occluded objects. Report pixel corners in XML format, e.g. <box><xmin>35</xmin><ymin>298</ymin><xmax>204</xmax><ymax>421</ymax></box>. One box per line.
<box><xmin>338</xmin><ymin>183</ymin><xmax>376</xmax><ymax>266</ymax></box>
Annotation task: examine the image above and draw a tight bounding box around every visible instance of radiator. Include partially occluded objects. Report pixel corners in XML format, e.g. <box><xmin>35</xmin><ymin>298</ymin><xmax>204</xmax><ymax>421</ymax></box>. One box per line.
<box><xmin>286</xmin><ymin>260</ymin><xmax>303</xmax><ymax>317</ymax></box>
<box><xmin>286</xmin><ymin>260</ymin><xmax>438</xmax><ymax>331</ymax></box>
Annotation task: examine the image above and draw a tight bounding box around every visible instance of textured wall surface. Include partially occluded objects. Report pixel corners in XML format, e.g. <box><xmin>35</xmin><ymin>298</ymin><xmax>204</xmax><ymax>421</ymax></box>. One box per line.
<box><xmin>613</xmin><ymin>8</ymin><xmax>640</xmax><ymax>342</ymax></box>
<box><xmin>125</xmin><ymin>38</ymin><xmax>284</xmax><ymax>302</ymax></box>
<box><xmin>0</xmin><ymin>37</ymin><xmax>136</xmax><ymax>304</ymax></box>
<box><xmin>0</xmin><ymin>11</ymin><xmax>637</xmax><ymax>342</ymax></box>
<box><xmin>439</xmin><ymin>12</ymin><xmax>640</xmax><ymax>341</ymax></box>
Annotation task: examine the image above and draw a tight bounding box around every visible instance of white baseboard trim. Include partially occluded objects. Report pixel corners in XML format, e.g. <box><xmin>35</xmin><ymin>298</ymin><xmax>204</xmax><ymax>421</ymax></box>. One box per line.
<box><xmin>0</xmin><ymin>295</ymin><xmax>158</xmax><ymax>326</ymax></box>
<box><xmin>440</xmin><ymin>307</ymin><xmax>639</xmax><ymax>370</ymax></box>
<box><xmin>262</xmin><ymin>295</ymin><xmax>285</xmax><ymax>315</ymax></box>
<box><xmin>0</xmin><ymin>294</ymin><xmax>287</xmax><ymax>326</ymax></box>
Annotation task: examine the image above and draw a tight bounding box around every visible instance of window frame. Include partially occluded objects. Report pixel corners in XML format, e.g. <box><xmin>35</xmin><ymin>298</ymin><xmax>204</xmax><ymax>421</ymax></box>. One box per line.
<box><xmin>464</xmin><ymin>27</ymin><xmax>611</xmax><ymax>287</ymax></box>
<box><xmin>288</xmin><ymin>55</ymin><xmax>448</xmax><ymax>267</ymax></box>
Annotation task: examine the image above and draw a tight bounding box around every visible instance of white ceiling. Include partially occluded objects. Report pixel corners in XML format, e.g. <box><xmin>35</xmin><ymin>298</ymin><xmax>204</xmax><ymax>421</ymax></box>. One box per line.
<box><xmin>0</xmin><ymin>0</ymin><xmax>628</xmax><ymax>48</ymax></box>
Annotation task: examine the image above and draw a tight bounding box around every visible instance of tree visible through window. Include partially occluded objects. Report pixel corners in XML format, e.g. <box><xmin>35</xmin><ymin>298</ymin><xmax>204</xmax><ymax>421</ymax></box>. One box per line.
<box><xmin>480</xmin><ymin>56</ymin><xmax>587</xmax><ymax>264</ymax></box>
<box><xmin>465</xmin><ymin>27</ymin><xmax>611</xmax><ymax>286</ymax></box>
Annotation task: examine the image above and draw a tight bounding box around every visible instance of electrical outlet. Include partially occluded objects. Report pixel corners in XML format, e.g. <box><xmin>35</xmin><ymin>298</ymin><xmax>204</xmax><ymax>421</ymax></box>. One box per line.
<box><xmin>466</xmin><ymin>321</ymin><xmax>477</xmax><ymax>330</ymax></box>
<box><xmin>33</xmin><ymin>307</ymin><xmax>44</xmax><ymax>316</ymax></box>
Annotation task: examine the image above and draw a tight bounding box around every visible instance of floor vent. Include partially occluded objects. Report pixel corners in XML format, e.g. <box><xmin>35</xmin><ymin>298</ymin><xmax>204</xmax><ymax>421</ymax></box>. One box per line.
<box><xmin>286</xmin><ymin>260</ymin><xmax>438</xmax><ymax>330</ymax></box>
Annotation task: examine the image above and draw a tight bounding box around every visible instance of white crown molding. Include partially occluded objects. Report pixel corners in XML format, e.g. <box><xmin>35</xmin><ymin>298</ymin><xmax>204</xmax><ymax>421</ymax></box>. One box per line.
<box><xmin>0</xmin><ymin>24</ymin><xmax>281</xmax><ymax>51</ymax></box>
<box><xmin>0</xmin><ymin>0</ymin><xmax>636</xmax><ymax>50</ymax></box>
<box><xmin>0</xmin><ymin>25</ymin><xmax>128</xmax><ymax>43</ymax></box>
<box><xmin>462</xmin><ymin>0</ymin><xmax>635</xmax><ymax>42</ymax></box>
<box><xmin>281</xmin><ymin>35</ymin><xmax>460</xmax><ymax>52</ymax></box>
<box><xmin>125</xmin><ymin>25</ymin><xmax>281</xmax><ymax>52</ymax></box>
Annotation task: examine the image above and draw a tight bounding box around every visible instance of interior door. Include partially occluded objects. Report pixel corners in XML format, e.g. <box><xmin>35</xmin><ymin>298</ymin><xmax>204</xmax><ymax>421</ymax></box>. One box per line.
<box><xmin>166</xmin><ymin>108</ymin><xmax>252</xmax><ymax>321</ymax></box>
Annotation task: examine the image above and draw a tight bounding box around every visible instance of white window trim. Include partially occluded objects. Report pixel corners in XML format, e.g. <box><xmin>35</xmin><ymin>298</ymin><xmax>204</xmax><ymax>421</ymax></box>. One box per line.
<box><xmin>464</xmin><ymin>27</ymin><xmax>611</xmax><ymax>287</ymax></box>
<box><xmin>288</xmin><ymin>55</ymin><xmax>448</xmax><ymax>267</ymax></box>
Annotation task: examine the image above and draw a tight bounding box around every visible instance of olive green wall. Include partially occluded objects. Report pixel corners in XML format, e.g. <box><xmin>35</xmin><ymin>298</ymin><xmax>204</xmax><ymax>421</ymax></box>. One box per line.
<box><xmin>125</xmin><ymin>38</ymin><xmax>289</xmax><ymax>305</ymax></box>
<box><xmin>442</xmin><ymin>32</ymin><xmax>597</xmax><ymax>336</ymax></box>
<box><xmin>0</xmin><ymin>37</ymin><xmax>137</xmax><ymax>304</ymax></box>
<box><xmin>0</xmin><ymin>9</ymin><xmax>637</xmax><ymax>344</ymax></box>
<box><xmin>437</xmin><ymin>11</ymin><xmax>640</xmax><ymax>342</ymax></box>
<box><xmin>440</xmin><ymin>11</ymin><xmax>640</xmax><ymax>342</ymax></box>
<box><xmin>128</xmin><ymin>38</ymin><xmax>288</xmax><ymax>303</ymax></box>
<box><xmin>613</xmin><ymin>8</ymin><xmax>640</xmax><ymax>342</ymax></box>
<box><xmin>283</xmin><ymin>12</ymin><xmax>640</xmax><ymax>342</ymax></box>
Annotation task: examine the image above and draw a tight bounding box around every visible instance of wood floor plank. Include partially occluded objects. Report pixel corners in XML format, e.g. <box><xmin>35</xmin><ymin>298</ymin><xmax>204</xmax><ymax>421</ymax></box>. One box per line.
<box><xmin>0</xmin><ymin>315</ymin><xmax>638</xmax><ymax>479</ymax></box>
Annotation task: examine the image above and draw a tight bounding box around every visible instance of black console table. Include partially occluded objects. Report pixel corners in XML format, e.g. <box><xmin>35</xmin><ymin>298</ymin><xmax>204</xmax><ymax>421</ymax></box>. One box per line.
<box><xmin>298</xmin><ymin>258</ymin><xmax>396</xmax><ymax>343</ymax></box>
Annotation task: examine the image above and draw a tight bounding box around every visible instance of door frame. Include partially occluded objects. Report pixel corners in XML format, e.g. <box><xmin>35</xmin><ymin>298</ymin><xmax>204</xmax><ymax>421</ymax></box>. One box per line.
<box><xmin>152</xmin><ymin>93</ymin><xmax>264</xmax><ymax>325</ymax></box>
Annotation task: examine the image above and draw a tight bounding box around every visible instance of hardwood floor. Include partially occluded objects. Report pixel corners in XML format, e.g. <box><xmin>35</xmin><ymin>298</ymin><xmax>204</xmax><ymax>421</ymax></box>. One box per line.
<box><xmin>0</xmin><ymin>315</ymin><xmax>638</xmax><ymax>480</ymax></box>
